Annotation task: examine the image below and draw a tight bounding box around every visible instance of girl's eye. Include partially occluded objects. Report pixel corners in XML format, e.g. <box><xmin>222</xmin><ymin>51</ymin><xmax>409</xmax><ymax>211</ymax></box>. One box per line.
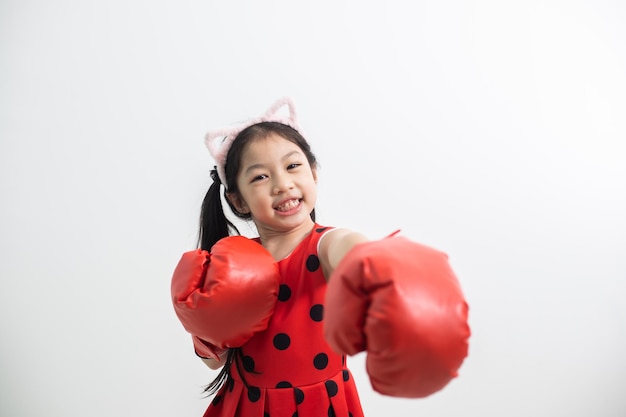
<box><xmin>251</xmin><ymin>174</ymin><xmax>267</xmax><ymax>182</ymax></box>
<box><xmin>287</xmin><ymin>163</ymin><xmax>301</xmax><ymax>170</ymax></box>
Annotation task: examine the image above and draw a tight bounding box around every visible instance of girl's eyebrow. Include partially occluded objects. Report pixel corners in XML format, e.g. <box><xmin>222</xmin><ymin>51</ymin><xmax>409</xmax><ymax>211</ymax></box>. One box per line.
<box><xmin>281</xmin><ymin>150</ymin><xmax>302</xmax><ymax>161</ymax></box>
<box><xmin>244</xmin><ymin>151</ymin><xmax>303</xmax><ymax>174</ymax></box>
<box><xmin>244</xmin><ymin>163</ymin><xmax>265</xmax><ymax>175</ymax></box>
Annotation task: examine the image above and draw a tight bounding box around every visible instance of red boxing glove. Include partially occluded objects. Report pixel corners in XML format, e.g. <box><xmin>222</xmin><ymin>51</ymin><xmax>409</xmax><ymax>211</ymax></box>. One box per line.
<box><xmin>171</xmin><ymin>236</ymin><xmax>280</xmax><ymax>358</ymax></box>
<box><xmin>324</xmin><ymin>235</ymin><xmax>470</xmax><ymax>398</ymax></box>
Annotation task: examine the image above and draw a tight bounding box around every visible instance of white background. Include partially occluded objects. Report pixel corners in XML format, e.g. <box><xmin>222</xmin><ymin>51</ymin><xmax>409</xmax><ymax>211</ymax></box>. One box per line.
<box><xmin>2</xmin><ymin>1</ymin><xmax>625</xmax><ymax>416</ymax></box>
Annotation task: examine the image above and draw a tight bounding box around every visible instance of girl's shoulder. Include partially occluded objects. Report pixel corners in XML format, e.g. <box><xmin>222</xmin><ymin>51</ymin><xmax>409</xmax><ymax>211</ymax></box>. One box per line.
<box><xmin>317</xmin><ymin>226</ymin><xmax>369</xmax><ymax>278</ymax></box>
<box><xmin>305</xmin><ymin>224</ymin><xmax>339</xmax><ymax>254</ymax></box>
<box><xmin>312</xmin><ymin>224</ymin><xmax>361</xmax><ymax>253</ymax></box>
<box><xmin>286</xmin><ymin>224</ymin><xmax>344</xmax><ymax>260</ymax></box>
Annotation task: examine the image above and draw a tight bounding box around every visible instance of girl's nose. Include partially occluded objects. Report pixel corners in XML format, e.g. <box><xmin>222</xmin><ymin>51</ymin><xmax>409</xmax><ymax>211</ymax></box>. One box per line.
<box><xmin>272</xmin><ymin>174</ymin><xmax>294</xmax><ymax>194</ymax></box>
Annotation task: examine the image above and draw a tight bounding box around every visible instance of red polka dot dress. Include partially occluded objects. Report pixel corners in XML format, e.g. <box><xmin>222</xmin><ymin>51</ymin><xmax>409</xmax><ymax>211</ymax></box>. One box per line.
<box><xmin>203</xmin><ymin>225</ymin><xmax>365</xmax><ymax>417</ymax></box>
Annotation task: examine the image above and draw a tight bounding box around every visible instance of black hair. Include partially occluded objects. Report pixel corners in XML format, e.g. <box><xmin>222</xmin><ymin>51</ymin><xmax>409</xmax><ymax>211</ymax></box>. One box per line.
<box><xmin>197</xmin><ymin>121</ymin><xmax>318</xmax><ymax>251</ymax></box>
<box><xmin>197</xmin><ymin>121</ymin><xmax>318</xmax><ymax>395</ymax></box>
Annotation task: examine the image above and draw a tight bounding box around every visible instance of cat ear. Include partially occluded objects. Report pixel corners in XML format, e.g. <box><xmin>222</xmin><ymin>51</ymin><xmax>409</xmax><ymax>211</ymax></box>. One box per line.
<box><xmin>263</xmin><ymin>97</ymin><xmax>300</xmax><ymax>132</ymax></box>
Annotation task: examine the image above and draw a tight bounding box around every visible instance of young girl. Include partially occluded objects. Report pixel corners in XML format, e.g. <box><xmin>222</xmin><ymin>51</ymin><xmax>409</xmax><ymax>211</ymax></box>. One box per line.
<box><xmin>171</xmin><ymin>98</ymin><xmax>470</xmax><ymax>417</ymax></box>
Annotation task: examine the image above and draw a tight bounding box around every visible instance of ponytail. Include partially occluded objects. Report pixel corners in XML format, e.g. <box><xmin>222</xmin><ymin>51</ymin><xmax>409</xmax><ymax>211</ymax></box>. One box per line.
<box><xmin>197</xmin><ymin>168</ymin><xmax>239</xmax><ymax>251</ymax></box>
<box><xmin>197</xmin><ymin>170</ymin><xmax>246</xmax><ymax>397</ymax></box>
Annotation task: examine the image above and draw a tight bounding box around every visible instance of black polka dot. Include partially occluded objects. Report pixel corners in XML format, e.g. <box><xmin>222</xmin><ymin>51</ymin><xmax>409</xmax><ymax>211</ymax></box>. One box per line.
<box><xmin>306</xmin><ymin>254</ymin><xmax>320</xmax><ymax>272</ymax></box>
<box><xmin>248</xmin><ymin>386</ymin><xmax>261</xmax><ymax>402</ymax></box>
<box><xmin>309</xmin><ymin>304</ymin><xmax>324</xmax><ymax>322</ymax></box>
<box><xmin>313</xmin><ymin>353</ymin><xmax>329</xmax><ymax>370</ymax></box>
<box><xmin>349</xmin><ymin>412</ymin><xmax>354</xmax><ymax>417</ymax></box>
<box><xmin>212</xmin><ymin>394</ymin><xmax>222</xmax><ymax>406</ymax></box>
<box><xmin>315</xmin><ymin>227</ymin><xmax>328</xmax><ymax>233</ymax></box>
<box><xmin>273</xmin><ymin>333</ymin><xmax>291</xmax><ymax>350</ymax></box>
<box><xmin>342</xmin><ymin>370</ymin><xmax>350</xmax><ymax>381</ymax></box>
<box><xmin>328</xmin><ymin>405</ymin><xmax>336</xmax><ymax>417</ymax></box>
<box><xmin>264</xmin><ymin>413</ymin><xmax>270</xmax><ymax>417</ymax></box>
<box><xmin>325</xmin><ymin>380</ymin><xmax>338</xmax><ymax>397</ymax></box>
<box><xmin>294</xmin><ymin>387</ymin><xmax>305</xmax><ymax>404</ymax></box>
<box><xmin>292</xmin><ymin>413</ymin><xmax>299</xmax><ymax>417</ymax></box>
<box><xmin>276</xmin><ymin>381</ymin><xmax>292</xmax><ymax>389</ymax></box>
<box><xmin>278</xmin><ymin>284</ymin><xmax>292</xmax><ymax>301</ymax></box>
<box><xmin>242</xmin><ymin>355</ymin><xmax>255</xmax><ymax>372</ymax></box>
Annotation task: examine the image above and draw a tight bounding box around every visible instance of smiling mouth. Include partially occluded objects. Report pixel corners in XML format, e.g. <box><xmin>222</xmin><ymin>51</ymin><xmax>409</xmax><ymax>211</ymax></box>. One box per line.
<box><xmin>275</xmin><ymin>199</ymin><xmax>301</xmax><ymax>212</ymax></box>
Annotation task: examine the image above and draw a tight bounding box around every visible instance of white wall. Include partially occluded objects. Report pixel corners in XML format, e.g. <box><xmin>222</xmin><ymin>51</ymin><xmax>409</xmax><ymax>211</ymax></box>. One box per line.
<box><xmin>1</xmin><ymin>1</ymin><xmax>625</xmax><ymax>416</ymax></box>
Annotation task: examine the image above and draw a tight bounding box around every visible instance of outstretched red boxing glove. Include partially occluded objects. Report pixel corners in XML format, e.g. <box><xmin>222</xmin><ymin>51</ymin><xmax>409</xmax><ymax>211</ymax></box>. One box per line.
<box><xmin>324</xmin><ymin>235</ymin><xmax>470</xmax><ymax>398</ymax></box>
<box><xmin>171</xmin><ymin>236</ymin><xmax>280</xmax><ymax>359</ymax></box>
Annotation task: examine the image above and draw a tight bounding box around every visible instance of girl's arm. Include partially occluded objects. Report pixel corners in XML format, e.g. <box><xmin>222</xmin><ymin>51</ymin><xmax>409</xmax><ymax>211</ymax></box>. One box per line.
<box><xmin>201</xmin><ymin>350</ymin><xmax>228</xmax><ymax>370</ymax></box>
<box><xmin>319</xmin><ymin>228</ymin><xmax>368</xmax><ymax>279</ymax></box>
<box><xmin>323</xmin><ymin>232</ymin><xmax>471</xmax><ymax>398</ymax></box>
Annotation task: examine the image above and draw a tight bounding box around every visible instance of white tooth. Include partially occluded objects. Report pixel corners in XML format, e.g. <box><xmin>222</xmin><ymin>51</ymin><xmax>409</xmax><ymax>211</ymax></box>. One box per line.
<box><xmin>279</xmin><ymin>199</ymin><xmax>298</xmax><ymax>211</ymax></box>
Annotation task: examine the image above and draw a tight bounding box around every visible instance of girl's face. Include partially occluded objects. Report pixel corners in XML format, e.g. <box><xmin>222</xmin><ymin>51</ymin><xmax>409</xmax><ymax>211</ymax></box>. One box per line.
<box><xmin>228</xmin><ymin>133</ymin><xmax>318</xmax><ymax>236</ymax></box>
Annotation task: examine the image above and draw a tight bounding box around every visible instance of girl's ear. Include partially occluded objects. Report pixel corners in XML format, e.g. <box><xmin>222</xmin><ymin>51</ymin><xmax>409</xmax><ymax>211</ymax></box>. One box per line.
<box><xmin>226</xmin><ymin>192</ymin><xmax>250</xmax><ymax>214</ymax></box>
<box><xmin>311</xmin><ymin>164</ymin><xmax>318</xmax><ymax>183</ymax></box>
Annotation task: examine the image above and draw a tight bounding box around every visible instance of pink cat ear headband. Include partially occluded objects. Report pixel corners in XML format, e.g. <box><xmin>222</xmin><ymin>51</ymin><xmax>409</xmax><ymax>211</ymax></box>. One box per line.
<box><xmin>204</xmin><ymin>97</ymin><xmax>302</xmax><ymax>188</ymax></box>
